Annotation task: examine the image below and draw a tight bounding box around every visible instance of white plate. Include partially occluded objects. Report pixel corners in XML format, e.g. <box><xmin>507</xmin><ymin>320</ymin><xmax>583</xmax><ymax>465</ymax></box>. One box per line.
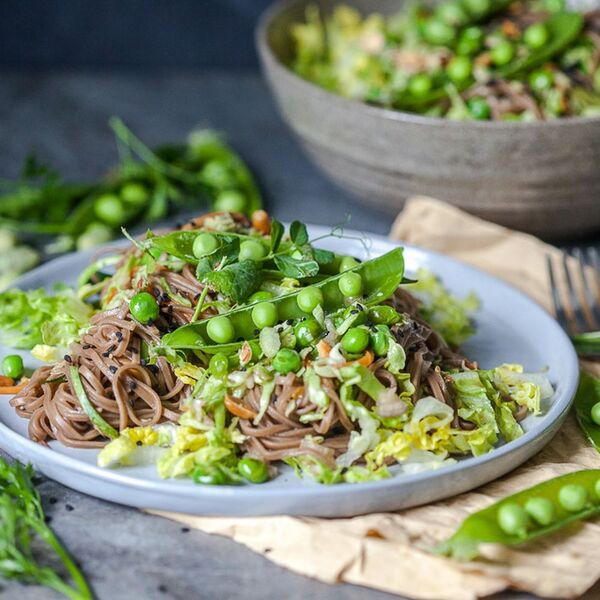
<box><xmin>0</xmin><ymin>226</ymin><xmax>579</xmax><ymax>517</ymax></box>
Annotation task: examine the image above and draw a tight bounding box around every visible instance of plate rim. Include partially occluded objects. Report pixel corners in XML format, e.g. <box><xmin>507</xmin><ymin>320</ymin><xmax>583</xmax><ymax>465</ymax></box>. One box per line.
<box><xmin>0</xmin><ymin>226</ymin><xmax>580</xmax><ymax>507</ymax></box>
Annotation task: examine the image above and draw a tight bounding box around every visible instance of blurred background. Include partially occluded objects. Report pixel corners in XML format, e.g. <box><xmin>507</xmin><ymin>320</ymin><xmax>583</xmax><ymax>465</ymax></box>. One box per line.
<box><xmin>0</xmin><ymin>1</ymin><xmax>272</xmax><ymax>70</ymax></box>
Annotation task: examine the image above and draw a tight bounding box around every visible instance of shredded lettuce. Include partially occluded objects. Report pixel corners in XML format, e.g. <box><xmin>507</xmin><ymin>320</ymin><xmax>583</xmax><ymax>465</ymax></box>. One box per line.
<box><xmin>0</xmin><ymin>287</ymin><xmax>94</xmax><ymax>351</ymax></box>
<box><xmin>407</xmin><ymin>268</ymin><xmax>479</xmax><ymax>346</ymax></box>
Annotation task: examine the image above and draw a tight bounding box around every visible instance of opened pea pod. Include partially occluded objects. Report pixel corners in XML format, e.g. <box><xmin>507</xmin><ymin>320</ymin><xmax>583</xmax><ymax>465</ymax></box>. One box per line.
<box><xmin>436</xmin><ymin>469</ymin><xmax>600</xmax><ymax>560</ymax></box>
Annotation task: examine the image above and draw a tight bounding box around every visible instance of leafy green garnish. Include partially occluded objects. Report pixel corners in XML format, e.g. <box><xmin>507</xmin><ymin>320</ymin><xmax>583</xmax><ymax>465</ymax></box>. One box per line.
<box><xmin>202</xmin><ymin>260</ymin><xmax>262</xmax><ymax>304</ymax></box>
<box><xmin>273</xmin><ymin>254</ymin><xmax>320</xmax><ymax>279</ymax></box>
<box><xmin>0</xmin><ymin>288</ymin><xmax>94</xmax><ymax>350</ymax></box>
<box><xmin>289</xmin><ymin>220</ymin><xmax>309</xmax><ymax>246</ymax></box>
<box><xmin>0</xmin><ymin>458</ymin><xmax>93</xmax><ymax>599</ymax></box>
<box><xmin>269</xmin><ymin>220</ymin><xmax>284</xmax><ymax>254</ymax></box>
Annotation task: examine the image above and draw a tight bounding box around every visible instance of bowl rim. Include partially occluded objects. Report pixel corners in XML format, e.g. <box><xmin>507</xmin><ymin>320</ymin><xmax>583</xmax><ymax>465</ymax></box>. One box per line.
<box><xmin>255</xmin><ymin>0</ymin><xmax>600</xmax><ymax>130</ymax></box>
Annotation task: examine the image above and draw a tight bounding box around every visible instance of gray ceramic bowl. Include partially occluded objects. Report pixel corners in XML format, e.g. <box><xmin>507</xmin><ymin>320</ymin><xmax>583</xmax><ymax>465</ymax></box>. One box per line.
<box><xmin>257</xmin><ymin>0</ymin><xmax>600</xmax><ymax>238</ymax></box>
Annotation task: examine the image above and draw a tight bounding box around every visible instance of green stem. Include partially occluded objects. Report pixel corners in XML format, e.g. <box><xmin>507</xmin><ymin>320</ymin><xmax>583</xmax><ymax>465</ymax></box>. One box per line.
<box><xmin>191</xmin><ymin>286</ymin><xmax>209</xmax><ymax>323</ymax></box>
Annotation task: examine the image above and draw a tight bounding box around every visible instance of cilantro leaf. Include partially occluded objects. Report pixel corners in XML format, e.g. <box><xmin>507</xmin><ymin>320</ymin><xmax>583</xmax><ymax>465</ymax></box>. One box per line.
<box><xmin>202</xmin><ymin>260</ymin><xmax>261</xmax><ymax>303</ymax></box>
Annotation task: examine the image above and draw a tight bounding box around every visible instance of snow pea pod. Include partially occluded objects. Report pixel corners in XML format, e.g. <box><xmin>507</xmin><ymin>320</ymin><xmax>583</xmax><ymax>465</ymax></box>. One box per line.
<box><xmin>161</xmin><ymin>247</ymin><xmax>405</xmax><ymax>351</ymax></box>
<box><xmin>574</xmin><ymin>371</ymin><xmax>600</xmax><ymax>452</ymax></box>
<box><xmin>436</xmin><ymin>469</ymin><xmax>600</xmax><ymax>560</ymax></box>
<box><xmin>498</xmin><ymin>12</ymin><xmax>584</xmax><ymax>78</ymax></box>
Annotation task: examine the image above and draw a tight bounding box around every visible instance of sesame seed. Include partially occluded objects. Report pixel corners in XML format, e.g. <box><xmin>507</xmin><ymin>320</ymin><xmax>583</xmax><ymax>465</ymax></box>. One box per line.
<box><xmin>64</xmin><ymin>354</ymin><xmax>72</xmax><ymax>363</ymax></box>
<box><xmin>109</xmin><ymin>366</ymin><xmax>117</xmax><ymax>374</ymax></box>
<box><xmin>65</xmin><ymin>504</ymin><xmax>74</xmax><ymax>512</ymax></box>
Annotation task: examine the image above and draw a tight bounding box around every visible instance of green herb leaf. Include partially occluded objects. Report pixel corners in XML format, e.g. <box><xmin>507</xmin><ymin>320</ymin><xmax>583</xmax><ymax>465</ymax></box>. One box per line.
<box><xmin>312</xmin><ymin>247</ymin><xmax>335</xmax><ymax>266</ymax></box>
<box><xmin>290</xmin><ymin>221</ymin><xmax>309</xmax><ymax>246</ymax></box>
<box><xmin>270</xmin><ymin>220</ymin><xmax>284</xmax><ymax>254</ymax></box>
<box><xmin>574</xmin><ymin>371</ymin><xmax>600</xmax><ymax>451</ymax></box>
<box><xmin>202</xmin><ymin>260</ymin><xmax>262</xmax><ymax>303</ymax></box>
<box><xmin>274</xmin><ymin>254</ymin><xmax>320</xmax><ymax>279</ymax></box>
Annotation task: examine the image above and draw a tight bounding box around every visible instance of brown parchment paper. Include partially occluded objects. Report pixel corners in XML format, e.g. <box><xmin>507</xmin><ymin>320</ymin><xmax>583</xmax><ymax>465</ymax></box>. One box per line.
<box><xmin>151</xmin><ymin>197</ymin><xmax>600</xmax><ymax>600</ymax></box>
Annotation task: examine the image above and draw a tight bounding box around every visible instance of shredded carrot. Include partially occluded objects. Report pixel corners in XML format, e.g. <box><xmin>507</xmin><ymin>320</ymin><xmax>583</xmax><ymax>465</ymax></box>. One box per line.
<box><xmin>356</xmin><ymin>350</ymin><xmax>374</xmax><ymax>367</ymax></box>
<box><xmin>291</xmin><ymin>386</ymin><xmax>305</xmax><ymax>400</ymax></box>
<box><xmin>251</xmin><ymin>210</ymin><xmax>271</xmax><ymax>235</ymax></box>
<box><xmin>0</xmin><ymin>383</ymin><xmax>27</xmax><ymax>395</ymax></box>
<box><xmin>0</xmin><ymin>376</ymin><xmax>14</xmax><ymax>387</ymax></box>
<box><xmin>317</xmin><ymin>340</ymin><xmax>331</xmax><ymax>358</ymax></box>
<box><xmin>224</xmin><ymin>395</ymin><xmax>257</xmax><ymax>420</ymax></box>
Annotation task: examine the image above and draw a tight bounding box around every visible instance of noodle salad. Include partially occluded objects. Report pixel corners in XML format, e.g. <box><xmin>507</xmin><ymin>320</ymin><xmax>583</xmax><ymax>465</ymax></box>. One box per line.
<box><xmin>5</xmin><ymin>211</ymin><xmax>553</xmax><ymax>485</ymax></box>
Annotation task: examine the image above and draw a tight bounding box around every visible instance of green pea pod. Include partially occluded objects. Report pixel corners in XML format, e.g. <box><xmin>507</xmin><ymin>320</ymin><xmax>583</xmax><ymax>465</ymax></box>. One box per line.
<box><xmin>571</xmin><ymin>332</ymin><xmax>600</xmax><ymax>357</ymax></box>
<box><xmin>436</xmin><ymin>469</ymin><xmax>600</xmax><ymax>560</ymax></box>
<box><xmin>574</xmin><ymin>371</ymin><xmax>600</xmax><ymax>451</ymax></box>
<box><xmin>161</xmin><ymin>247</ymin><xmax>404</xmax><ymax>350</ymax></box>
<box><xmin>69</xmin><ymin>366</ymin><xmax>119</xmax><ymax>440</ymax></box>
<box><xmin>498</xmin><ymin>12</ymin><xmax>584</xmax><ymax>78</ymax></box>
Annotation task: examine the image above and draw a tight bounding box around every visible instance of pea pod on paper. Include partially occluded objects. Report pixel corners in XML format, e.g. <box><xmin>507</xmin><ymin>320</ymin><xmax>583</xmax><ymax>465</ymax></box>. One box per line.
<box><xmin>436</xmin><ymin>469</ymin><xmax>600</xmax><ymax>561</ymax></box>
<box><xmin>161</xmin><ymin>247</ymin><xmax>405</xmax><ymax>351</ymax></box>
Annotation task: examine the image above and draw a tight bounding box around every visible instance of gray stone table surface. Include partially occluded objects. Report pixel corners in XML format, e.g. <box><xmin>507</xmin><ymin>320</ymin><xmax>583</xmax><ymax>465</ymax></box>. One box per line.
<box><xmin>0</xmin><ymin>72</ymin><xmax>597</xmax><ymax>600</ymax></box>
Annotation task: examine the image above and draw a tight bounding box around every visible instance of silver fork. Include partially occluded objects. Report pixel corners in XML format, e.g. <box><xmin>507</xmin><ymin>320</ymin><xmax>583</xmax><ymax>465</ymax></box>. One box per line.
<box><xmin>546</xmin><ymin>247</ymin><xmax>600</xmax><ymax>358</ymax></box>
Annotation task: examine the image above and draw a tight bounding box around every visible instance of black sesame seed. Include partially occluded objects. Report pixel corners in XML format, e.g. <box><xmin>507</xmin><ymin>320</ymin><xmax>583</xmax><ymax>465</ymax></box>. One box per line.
<box><xmin>236</xmin><ymin>337</ymin><xmax>244</xmax><ymax>343</ymax></box>
<box><xmin>109</xmin><ymin>366</ymin><xmax>117</xmax><ymax>374</ymax></box>
<box><xmin>285</xmin><ymin>319</ymin><xmax>293</xmax><ymax>326</ymax></box>
<box><xmin>320</xmin><ymin>331</ymin><xmax>328</xmax><ymax>338</ymax></box>
<box><xmin>129</xmin><ymin>382</ymin><xmax>137</xmax><ymax>391</ymax></box>
<box><xmin>136</xmin><ymin>441</ymin><xmax>143</xmax><ymax>447</ymax></box>
<box><xmin>350</xmin><ymin>310</ymin><xmax>359</xmax><ymax>315</ymax></box>
<box><xmin>45</xmin><ymin>516</ymin><xmax>53</xmax><ymax>524</ymax></box>
<box><xmin>158</xmin><ymin>584</ymin><xmax>168</xmax><ymax>593</ymax></box>
<box><xmin>175</xmin><ymin>222</ymin><xmax>183</xmax><ymax>229</ymax></box>
<box><xmin>49</xmin><ymin>497</ymin><xmax>58</xmax><ymax>505</ymax></box>
<box><xmin>181</xmin><ymin>527</ymin><xmax>190</xmax><ymax>533</ymax></box>
<box><xmin>140</xmin><ymin>359</ymin><xmax>147</xmax><ymax>366</ymax></box>
<box><xmin>65</xmin><ymin>504</ymin><xmax>74</xmax><ymax>512</ymax></box>
<box><xmin>148</xmin><ymin>364</ymin><xmax>159</xmax><ymax>374</ymax></box>
<box><xmin>82</xmin><ymin>344</ymin><xmax>92</xmax><ymax>350</ymax></box>
<box><xmin>102</xmin><ymin>351</ymin><xmax>110</xmax><ymax>358</ymax></box>
<box><xmin>253</xmin><ymin>329</ymin><xmax>260</xmax><ymax>336</ymax></box>
<box><xmin>115</xmin><ymin>332</ymin><xmax>123</xmax><ymax>341</ymax></box>
<box><xmin>240</xmin><ymin>367</ymin><xmax>247</xmax><ymax>372</ymax></box>
<box><xmin>63</xmin><ymin>354</ymin><xmax>72</xmax><ymax>363</ymax></box>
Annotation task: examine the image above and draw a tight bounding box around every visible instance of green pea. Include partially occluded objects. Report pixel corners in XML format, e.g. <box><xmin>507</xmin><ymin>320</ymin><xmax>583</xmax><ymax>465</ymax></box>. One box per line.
<box><xmin>297</xmin><ymin>286</ymin><xmax>323</xmax><ymax>313</ymax></box>
<box><xmin>251</xmin><ymin>302</ymin><xmax>278</xmax><ymax>329</ymax></box>
<box><xmin>201</xmin><ymin>160</ymin><xmax>234</xmax><ymax>189</ymax></box>
<box><xmin>436</xmin><ymin>2</ymin><xmax>468</xmax><ymax>26</ymax></box>
<box><xmin>370</xmin><ymin>325</ymin><xmax>390</xmax><ymax>357</ymax></box>
<box><xmin>2</xmin><ymin>354</ymin><xmax>24</xmax><ymax>379</ymax></box>
<box><xmin>341</xmin><ymin>304</ymin><xmax>368</xmax><ymax>326</ymax></box>
<box><xmin>237</xmin><ymin>457</ymin><xmax>269</xmax><ymax>483</ymax></box>
<box><xmin>129</xmin><ymin>292</ymin><xmax>159</xmax><ymax>324</ymax></box>
<box><xmin>338</xmin><ymin>272</ymin><xmax>363</xmax><ymax>297</ymax></box>
<box><xmin>447</xmin><ymin>55</ymin><xmax>472</xmax><ymax>82</ymax></box>
<box><xmin>193</xmin><ymin>465</ymin><xmax>228</xmax><ymax>485</ymax></box>
<box><xmin>467</xmin><ymin>96</ymin><xmax>491</xmax><ymax>120</ymax></box>
<box><xmin>524</xmin><ymin>497</ymin><xmax>556</xmax><ymax>527</ymax></box>
<box><xmin>339</xmin><ymin>256</ymin><xmax>360</xmax><ymax>272</ymax></box>
<box><xmin>193</xmin><ymin>233</ymin><xmax>219</xmax><ymax>258</ymax></box>
<box><xmin>209</xmin><ymin>352</ymin><xmax>230</xmax><ymax>377</ymax></box>
<box><xmin>408</xmin><ymin>73</ymin><xmax>434</xmax><ymax>97</ymax></box>
<box><xmin>491</xmin><ymin>41</ymin><xmax>514</xmax><ymax>66</ymax></box>
<box><xmin>94</xmin><ymin>194</ymin><xmax>127</xmax><ymax>226</ymax></box>
<box><xmin>341</xmin><ymin>327</ymin><xmax>370</xmax><ymax>354</ymax></box>
<box><xmin>214</xmin><ymin>189</ymin><xmax>247</xmax><ymax>213</ymax></box>
<box><xmin>456</xmin><ymin>26</ymin><xmax>484</xmax><ymax>55</ymax></box>
<box><xmin>462</xmin><ymin>0</ymin><xmax>491</xmax><ymax>17</ymax></box>
<box><xmin>248</xmin><ymin>290</ymin><xmax>274</xmax><ymax>304</ymax></box>
<box><xmin>368</xmin><ymin>305</ymin><xmax>400</xmax><ymax>325</ymax></box>
<box><xmin>294</xmin><ymin>318</ymin><xmax>323</xmax><ymax>348</ymax></box>
<box><xmin>272</xmin><ymin>348</ymin><xmax>301</xmax><ymax>374</ymax></box>
<box><xmin>423</xmin><ymin>19</ymin><xmax>456</xmax><ymax>46</ymax></box>
<box><xmin>591</xmin><ymin>402</ymin><xmax>600</xmax><ymax>426</ymax></box>
<box><xmin>120</xmin><ymin>182</ymin><xmax>148</xmax><ymax>207</ymax></box>
<box><xmin>558</xmin><ymin>484</ymin><xmax>588</xmax><ymax>512</ymax></box>
<box><xmin>207</xmin><ymin>315</ymin><xmax>235</xmax><ymax>344</ymax></box>
<box><xmin>497</xmin><ymin>503</ymin><xmax>529</xmax><ymax>536</ymax></box>
<box><xmin>595</xmin><ymin>478</ymin><xmax>600</xmax><ymax>500</ymax></box>
<box><xmin>529</xmin><ymin>70</ymin><xmax>554</xmax><ymax>92</ymax></box>
<box><xmin>524</xmin><ymin>23</ymin><xmax>549</xmax><ymax>49</ymax></box>
<box><xmin>239</xmin><ymin>240</ymin><xmax>266</xmax><ymax>262</ymax></box>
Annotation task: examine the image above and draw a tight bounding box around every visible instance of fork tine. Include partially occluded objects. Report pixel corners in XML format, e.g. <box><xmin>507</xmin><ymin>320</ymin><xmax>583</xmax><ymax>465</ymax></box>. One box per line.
<box><xmin>574</xmin><ymin>247</ymin><xmax>600</xmax><ymax>329</ymax></box>
<box><xmin>562</xmin><ymin>250</ymin><xmax>588</xmax><ymax>333</ymax></box>
<box><xmin>546</xmin><ymin>254</ymin><xmax>571</xmax><ymax>332</ymax></box>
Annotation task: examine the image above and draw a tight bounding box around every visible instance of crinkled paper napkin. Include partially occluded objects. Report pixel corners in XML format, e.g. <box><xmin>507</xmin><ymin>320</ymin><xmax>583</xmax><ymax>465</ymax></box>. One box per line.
<box><xmin>151</xmin><ymin>197</ymin><xmax>600</xmax><ymax>600</ymax></box>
